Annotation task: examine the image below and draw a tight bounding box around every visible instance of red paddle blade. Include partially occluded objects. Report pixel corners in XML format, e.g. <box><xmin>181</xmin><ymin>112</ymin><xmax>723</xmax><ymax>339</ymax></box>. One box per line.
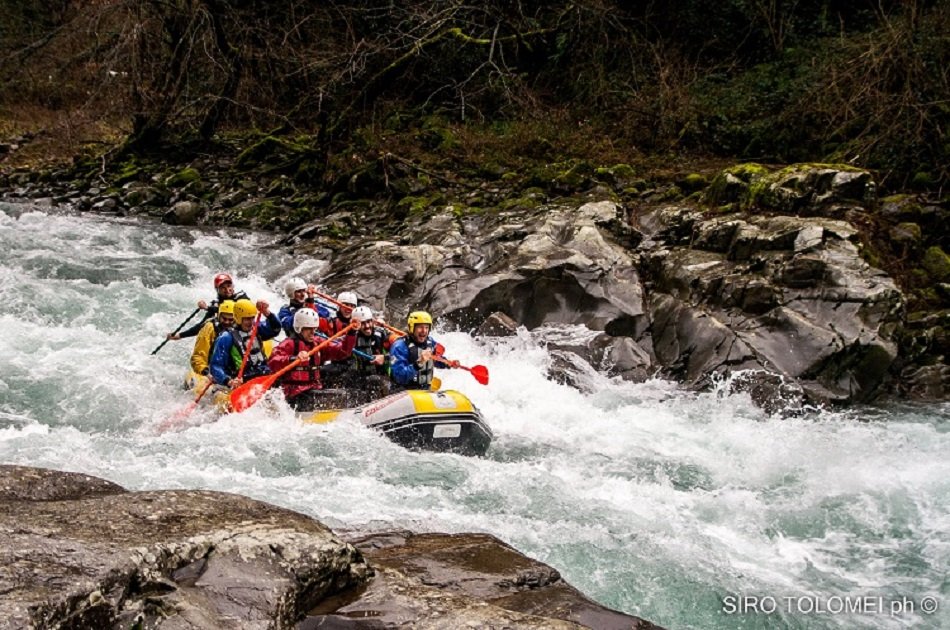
<box><xmin>469</xmin><ymin>364</ymin><xmax>489</xmax><ymax>385</ymax></box>
<box><xmin>229</xmin><ymin>374</ymin><xmax>277</xmax><ymax>412</ymax></box>
<box><xmin>156</xmin><ymin>401</ymin><xmax>198</xmax><ymax>433</ymax></box>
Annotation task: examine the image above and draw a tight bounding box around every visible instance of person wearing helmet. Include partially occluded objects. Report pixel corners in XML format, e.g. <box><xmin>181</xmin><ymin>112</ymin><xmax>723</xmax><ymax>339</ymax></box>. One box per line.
<box><xmin>166</xmin><ymin>272</ymin><xmax>249</xmax><ymax>341</ymax></box>
<box><xmin>319</xmin><ymin>290</ymin><xmax>361</xmax><ymax>388</ymax></box>
<box><xmin>267</xmin><ymin>307</ymin><xmax>360</xmax><ymax>410</ymax></box>
<box><xmin>389</xmin><ymin>310</ymin><xmax>459</xmax><ymax>391</ymax></box>
<box><xmin>333</xmin><ymin>305</ymin><xmax>393</xmax><ymax>405</ymax></box>
<box><xmin>278</xmin><ymin>277</ymin><xmax>330</xmax><ymax>337</ymax></box>
<box><xmin>209</xmin><ymin>298</ymin><xmax>281</xmax><ymax>387</ymax></box>
<box><xmin>189</xmin><ymin>299</ymin><xmax>235</xmax><ymax>377</ymax></box>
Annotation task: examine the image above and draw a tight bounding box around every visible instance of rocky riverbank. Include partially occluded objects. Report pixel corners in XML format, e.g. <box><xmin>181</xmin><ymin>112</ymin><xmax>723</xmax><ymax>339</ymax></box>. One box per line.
<box><xmin>1</xmin><ymin>144</ymin><xmax>947</xmax><ymax>408</ymax></box>
<box><xmin>0</xmin><ymin>465</ymin><xmax>655</xmax><ymax>629</ymax></box>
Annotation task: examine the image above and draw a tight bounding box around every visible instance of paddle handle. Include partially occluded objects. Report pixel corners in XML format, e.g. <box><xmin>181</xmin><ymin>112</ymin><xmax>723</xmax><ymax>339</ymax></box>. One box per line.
<box><xmin>236</xmin><ymin>313</ymin><xmax>261</xmax><ymax>382</ymax></box>
<box><xmin>151</xmin><ymin>307</ymin><xmax>202</xmax><ymax>354</ymax></box>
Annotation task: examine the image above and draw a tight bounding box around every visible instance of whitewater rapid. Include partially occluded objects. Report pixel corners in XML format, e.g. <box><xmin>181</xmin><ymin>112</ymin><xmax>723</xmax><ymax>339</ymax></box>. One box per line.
<box><xmin>0</xmin><ymin>201</ymin><xmax>947</xmax><ymax>629</ymax></box>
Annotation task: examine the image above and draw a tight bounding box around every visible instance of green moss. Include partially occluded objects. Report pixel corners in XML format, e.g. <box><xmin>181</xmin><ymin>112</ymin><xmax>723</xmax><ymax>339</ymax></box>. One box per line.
<box><xmin>499</xmin><ymin>195</ymin><xmax>540</xmax><ymax>211</ymax></box>
<box><xmin>911</xmin><ymin>171</ymin><xmax>936</xmax><ymax>189</ymax></box>
<box><xmin>113</xmin><ymin>159</ymin><xmax>143</xmax><ymax>185</ymax></box>
<box><xmin>165</xmin><ymin>167</ymin><xmax>200</xmax><ymax>188</ymax></box>
<box><xmin>396</xmin><ymin>193</ymin><xmax>444</xmax><ymax>216</ymax></box>
<box><xmin>922</xmin><ymin>246</ymin><xmax>950</xmax><ymax>282</ymax></box>
<box><xmin>681</xmin><ymin>173</ymin><xmax>708</xmax><ymax>191</ymax></box>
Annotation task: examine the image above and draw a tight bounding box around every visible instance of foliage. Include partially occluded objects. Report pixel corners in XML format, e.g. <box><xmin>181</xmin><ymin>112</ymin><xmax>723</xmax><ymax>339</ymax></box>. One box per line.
<box><xmin>0</xmin><ymin>0</ymin><xmax>945</xmax><ymax>189</ymax></box>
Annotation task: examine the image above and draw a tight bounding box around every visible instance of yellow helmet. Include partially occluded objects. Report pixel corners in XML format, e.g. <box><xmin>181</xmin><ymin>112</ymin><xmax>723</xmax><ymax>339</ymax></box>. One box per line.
<box><xmin>233</xmin><ymin>298</ymin><xmax>257</xmax><ymax>321</ymax></box>
<box><xmin>217</xmin><ymin>300</ymin><xmax>235</xmax><ymax>316</ymax></box>
<box><xmin>407</xmin><ymin>310</ymin><xmax>433</xmax><ymax>331</ymax></box>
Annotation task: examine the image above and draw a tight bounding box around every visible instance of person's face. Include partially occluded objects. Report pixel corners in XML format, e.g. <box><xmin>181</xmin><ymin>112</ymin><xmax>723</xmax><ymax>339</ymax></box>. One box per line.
<box><xmin>299</xmin><ymin>327</ymin><xmax>315</xmax><ymax>342</ymax></box>
<box><xmin>340</xmin><ymin>302</ymin><xmax>355</xmax><ymax>318</ymax></box>
<box><xmin>359</xmin><ymin>319</ymin><xmax>375</xmax><ymax>336</ymax></box>
<box><xmin>217</xmin><ymin>281</ymin><xmax>234</xmax><ymax>299</ymax></box>
<box><xmin>218</xmin><ymin>313</ymin><xmax>235</xmax><ymax>327</ymax></box>
<box><xmin>412</xmin><ymin>323</ymin><xmax>430</xmax><ymax>342</ymax></box>
<box><xmin>293</xmin><ymin>288</ymin><xmax>306</xmax><ymax>302</ymax></box>
<box><xmin>240</xmin><ymin>316</ymin><xmax>254</xmax><ymax>332</ymax></box>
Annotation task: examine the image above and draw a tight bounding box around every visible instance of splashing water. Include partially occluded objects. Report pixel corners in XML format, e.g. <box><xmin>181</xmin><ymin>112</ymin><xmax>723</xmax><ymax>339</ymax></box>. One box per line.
<box><xmin>1</xmin><ymin>201</ymin><xmax>947</xmax><ymax>629</ymax></box>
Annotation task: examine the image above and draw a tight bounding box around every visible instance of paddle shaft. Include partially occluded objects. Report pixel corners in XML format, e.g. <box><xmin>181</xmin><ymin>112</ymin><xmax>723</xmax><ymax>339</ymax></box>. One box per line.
<box><xmin>151</xmin><ymin>307</ymin><xmax>202</xmax><ymax>355</ymax></box>
<box><xmin>235</xmin><ymin>313</ymin><xmax>261</xmax><ymax>382</ymax></box>
<box><xmin>315</xmin><ymin>331</ymin><xmax>374</xmax><ymax>361</ymax></box>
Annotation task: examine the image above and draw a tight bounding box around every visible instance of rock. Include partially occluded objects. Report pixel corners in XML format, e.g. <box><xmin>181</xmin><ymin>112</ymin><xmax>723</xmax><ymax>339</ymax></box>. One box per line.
<box><xmin>0</xmin><ymin>465</ymin><xmax>370</xmax><ymax>630</ymax></box>
<box><xmin>308</xmin><ymin>531</ymin><xmax>660</xmax><ymax>630</ymax></box>
<box><xmin>162</xmin><ymin>200</ymin><xmax>203</xmax><ymax>226</ymax></box>
<box><xmin>475</xmin><ymin>311</ymin><xmax>520</xmax><ymax>336</ymax></box>
<box><xmin>91</xmin><ymin>197</ymin><xmax>118</xmax><ymax>212</ymax></box>
<box><xmin>0</xmin><ymin>466</ymin><xmax>662</xmax><ymax>629</ymax></box>
<box><xmin>645</xmin><ymin>208</ymin><xmax>903</xmax><ymax>403</ymax></box>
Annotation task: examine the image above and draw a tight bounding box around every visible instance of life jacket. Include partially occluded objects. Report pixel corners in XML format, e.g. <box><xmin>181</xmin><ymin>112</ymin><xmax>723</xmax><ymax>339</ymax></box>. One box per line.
<box><xmin>403</xmin><ymin>337</ymin><xmax>435</xmax><ymax>389</ymax></box>
<box><xmin>354</xmin><ymin>329</ymin><xmax>389</xmax><ymax>376</ymax></box>
<box><xmin>228</xmin><ymin>328</ymin><xmax>267</xmax><ymax>377</ymax></box>
<box><xmin>326</xmin><ymin>316</ymin><xmax>351</xmax><ymax>336</ymax></box>
<box><xmin>282</xmin><ymin>338</ymin><xmax>322</xmax><ymax>387</ymax></box>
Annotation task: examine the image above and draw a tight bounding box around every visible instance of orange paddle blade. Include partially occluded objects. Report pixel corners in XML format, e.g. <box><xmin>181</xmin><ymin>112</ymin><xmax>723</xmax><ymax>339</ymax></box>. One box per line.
<box><xmin>228</xmin><ymin>373</ymin><xmax>278</xmax><ymax>413</ymax></box>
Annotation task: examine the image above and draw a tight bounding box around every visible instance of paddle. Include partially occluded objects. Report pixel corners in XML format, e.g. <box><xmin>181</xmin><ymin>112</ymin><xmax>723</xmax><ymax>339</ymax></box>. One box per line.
<box><xmin>235</xmin><ymin>313</ymin><xmax>261</xmax><ymax>382</ymax></box>
<box><xmin>434</xmin><ymin>356</ymin><xmax>490</xmax><ymax>385</ymax></box>
<box><xmin>315</xmin><ymin>330</ymin><xmax>374</xmax><ymax>362</ymax></box>
<box><xmin>229</xmin><ymin>323</ymin><xmax>356</xmax><ymax>413</ymax></box>
<box><xmin>151</xmin><ymin>307</ymin><xmax>202</xmax><ymax>355</ymax></box>
<box><xmin>157</xmin><ymin>379</ymin><xmax>215</xmax><ymax>433</ymax></box>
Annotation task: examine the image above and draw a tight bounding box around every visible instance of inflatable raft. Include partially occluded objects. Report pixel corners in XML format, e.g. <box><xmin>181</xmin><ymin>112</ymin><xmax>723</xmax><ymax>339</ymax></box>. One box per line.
<box><xmin>300</xmin><ymin>389</ymin><xmax>493</xmax><ymax>456</ymax></box>
<box><xmin>183</xmin><ymin>372</ymin><xmax>492</xmax><ymax>456</ymax></box>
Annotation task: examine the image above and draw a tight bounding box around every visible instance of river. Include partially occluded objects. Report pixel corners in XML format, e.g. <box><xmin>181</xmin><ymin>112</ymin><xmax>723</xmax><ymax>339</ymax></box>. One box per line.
<box><xmin>1</xmin><ymin>200</ymin><xmax>947</xmax><ymax>629</ymax></box>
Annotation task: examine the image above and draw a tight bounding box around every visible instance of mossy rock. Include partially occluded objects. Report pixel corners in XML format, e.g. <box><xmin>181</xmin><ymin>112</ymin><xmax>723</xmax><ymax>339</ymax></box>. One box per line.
<box><xmin>165</xmin><ymin>167</ymin><xmax>201</xmax><ymax>188</ymax></box>
<box><xmin>704</xmin><ymin>162</ymin><xmax>769</xmax><ymax>205</ymax></box>
<box><xmin>499</xmin><ymin>196</ymin><xmax>541</xmax><ymax>211</ymax></box>
<box><xmin>922</xmin><ymin>246</ymin><xmax>950</xmax><ymax>282</ymax></box>
<box><xmin>113</xmin><ymin>159</ymin><xmax>144</xmax><ymax>185</ymax></box>
<box><xmin>396</xmin><ymin>193</ymin><xmax>445</xmax><ymax>217</ymax></box>
<box><xmin>594</xmin><ymin>163</ymin><xmax>637</xmax><ymax>186</ymax></box>
<box><xmin>679</xmin><ymin>173</ymin><xmax>709</xmax><ymax>192</ymax></box>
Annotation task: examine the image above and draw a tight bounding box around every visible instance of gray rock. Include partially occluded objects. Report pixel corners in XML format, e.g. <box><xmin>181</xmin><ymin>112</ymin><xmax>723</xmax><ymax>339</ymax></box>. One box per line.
<box><xmin>162</xmin><ymin>200</ymin><xmax>203</xmax><ymax>226</ymax></box>
<box><xmin>475</xmin><ymin>311</ymin><xmax>520</xmax><ymax>336</ymax></box>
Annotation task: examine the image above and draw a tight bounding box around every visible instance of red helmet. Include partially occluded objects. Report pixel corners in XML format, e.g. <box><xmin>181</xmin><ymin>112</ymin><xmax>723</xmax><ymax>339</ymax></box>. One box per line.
<box><xmin>213</xmin><ymin>273</ymin><xmax>233</xmax><ymax>289</ymax></box>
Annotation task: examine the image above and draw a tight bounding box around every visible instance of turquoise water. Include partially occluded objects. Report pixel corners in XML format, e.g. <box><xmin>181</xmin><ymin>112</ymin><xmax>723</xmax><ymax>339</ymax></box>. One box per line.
<box><xmin>1</xmin><ymin>201</ymin><xmax>947</xmax><ymax>629</ymax></box>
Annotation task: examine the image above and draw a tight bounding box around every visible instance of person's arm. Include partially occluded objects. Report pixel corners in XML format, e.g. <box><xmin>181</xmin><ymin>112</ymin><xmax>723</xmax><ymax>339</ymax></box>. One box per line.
<box><xmin>389</xmin><ymin>340</ymin><xmax>416</xmax><ymax>384</ymax></box>
<box><xmin>176</xmin><ymin>309</ymin><xmax>213</xmax><ymax>339</ymax></box>
<box><xmin>258</xmin><ymin>311</ymin><xmax>282</xmax><ymax>340</ymax></box>
<box><xmin>208</xmin><ymin>333</ymin><xmax>232</xmax><ymax>385</ymax></box>
<box><xmin>278</xmin><ymin>305</ymin><xmax>294</xmax><ymax>337</ymax></box>
<box><xmin>322</xmin><ymin>329</ymin><xmax>357</xmax><ymax>362</ymax></box>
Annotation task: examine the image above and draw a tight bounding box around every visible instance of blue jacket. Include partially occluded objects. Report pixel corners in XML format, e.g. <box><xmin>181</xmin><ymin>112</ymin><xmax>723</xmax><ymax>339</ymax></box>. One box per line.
<box><xmin>389</xmin><ymin>335</ymin><xmax>444</xmax><ymax>388</ymax></box>
<box><xmin>278</xmin><ymin>300</ymin><xmax>331</xmax><ymax>337</ymax></box>
<box><xmin>209</xmin><ymin>312</ymin><xmax>281</xmax><ymax>384</ymax></box>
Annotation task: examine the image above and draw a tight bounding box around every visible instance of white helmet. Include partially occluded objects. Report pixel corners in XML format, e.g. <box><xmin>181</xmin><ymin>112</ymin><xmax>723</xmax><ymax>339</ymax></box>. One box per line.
<box><xmin>284</xmin><ymin>277</ymin><xmax>307</xmax><ymax>298</ymax></box>
<box><xmin>293</xmin><ymin>307</ymin><xmax>320</xmax><ymax>334</ymax></box>
<box><xmin>337</xmin><ymin>291</ymin><xmax>359</xmax><ymax>306</ymax></box>
<box><xmin>352</xmin><ymin>306</ymin><xmax>374</xmax><ymax>323</ymax></box>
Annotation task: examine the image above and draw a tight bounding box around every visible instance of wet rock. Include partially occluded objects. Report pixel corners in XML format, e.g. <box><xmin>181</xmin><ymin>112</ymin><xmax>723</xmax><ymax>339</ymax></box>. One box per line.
<box><xmin>162</xmin><ymin>200</ymin><xmax>203</xmax><ymax>226</ymax></box>
<box><xmin>0</xmin><ymin>466</ymin><xmax>662</xmax><ymax>629</ymax></box>
<box><xmin>315</xmin><ymin>531</ymin><xmax>661</xmax><ymax>630</ymax></box>
<box><xmin>0</xmin><ymin>465</ymin><xmax>370</xmax><ymax>630</ymax></box>
<box><xmin>475</xmin><ymin>311</ymin><xmax>520</xmax><ymax>337</ymax></box>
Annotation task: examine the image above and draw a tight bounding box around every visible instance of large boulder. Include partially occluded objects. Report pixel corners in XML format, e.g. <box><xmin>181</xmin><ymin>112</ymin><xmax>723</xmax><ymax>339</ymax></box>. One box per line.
<box><xmin>641</xmin><ymin>208</ymin><xmax>903</xmax><ymax>404</ymax></box>
<box><xmin>322</xmin><ymin>201</ymin><xmax>648</xmax><ymax>336</ymax></box>
<box><xmin>0</xmin><ymin>465</ymin><xmax>369</xmax><ymax>630</ymax></box>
